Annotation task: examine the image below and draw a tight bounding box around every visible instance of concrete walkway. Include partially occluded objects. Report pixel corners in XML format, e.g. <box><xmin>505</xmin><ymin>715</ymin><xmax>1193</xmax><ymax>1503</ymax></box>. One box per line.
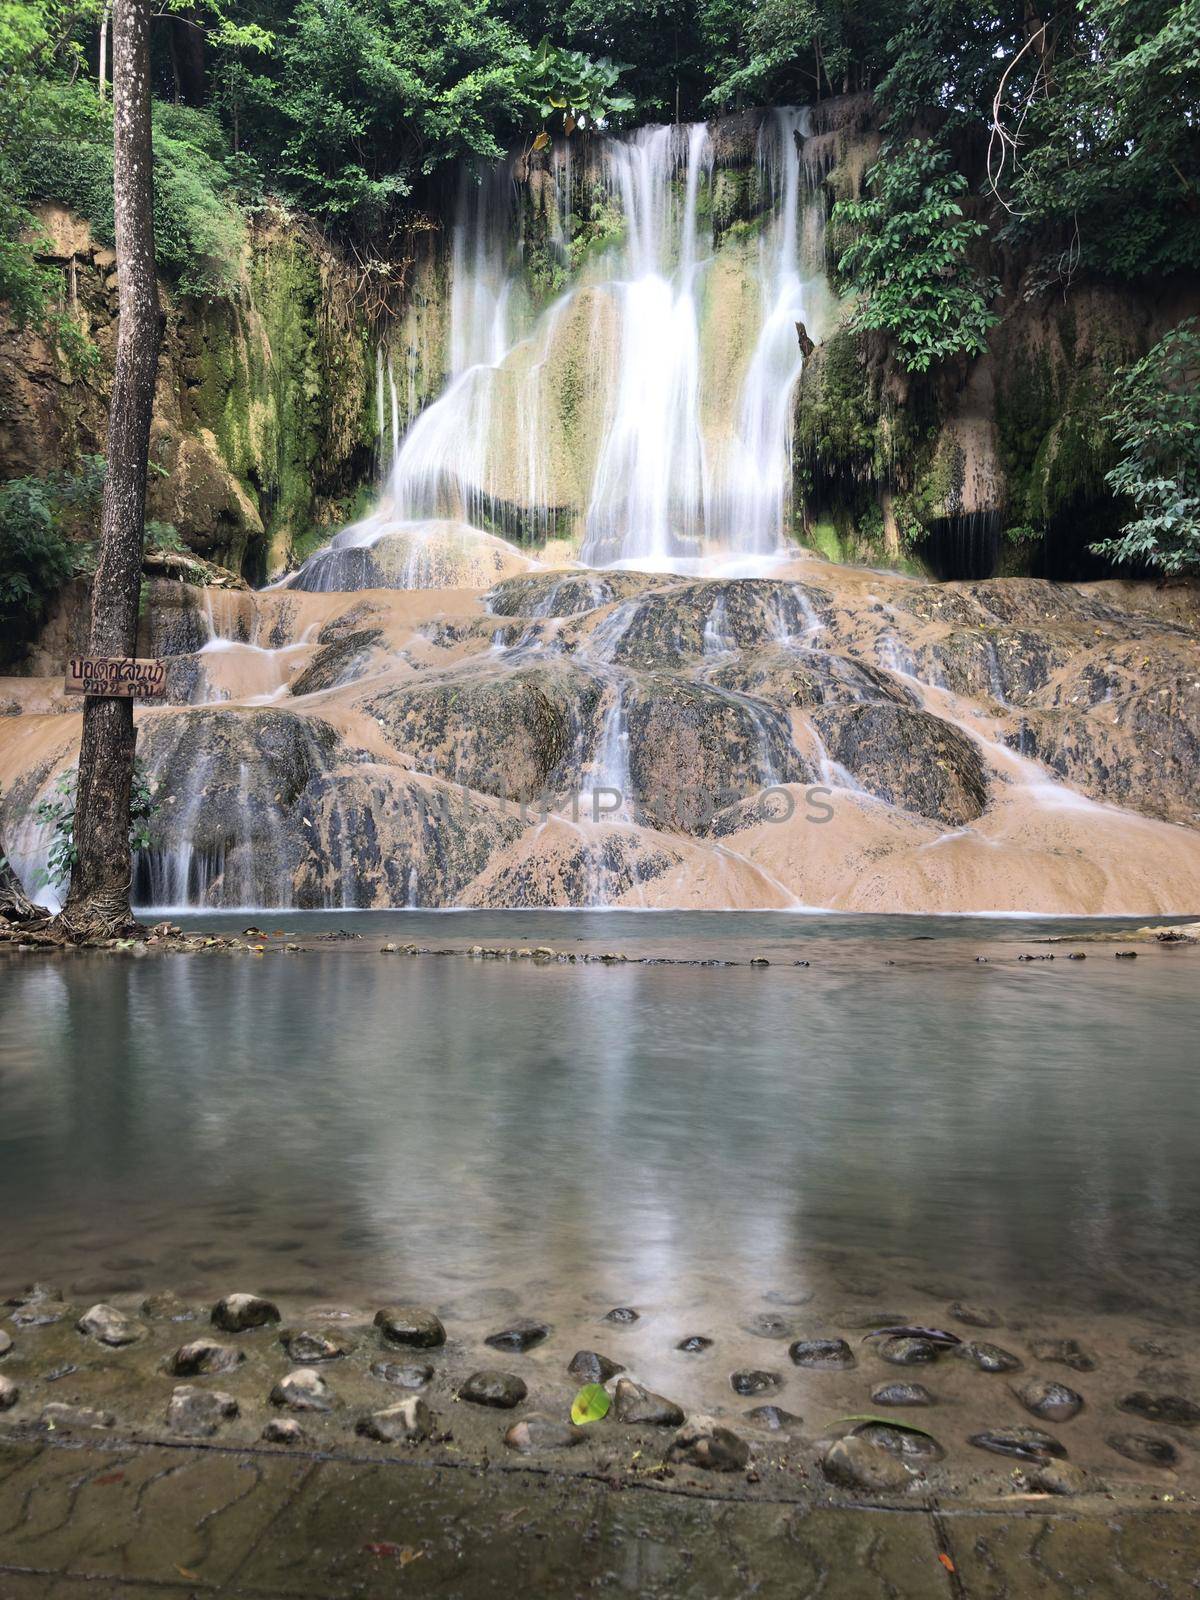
<box><xmin>2</xmin><ymin>1437</ymin><xmax>1199</xmax><ymax>1598</ymax></box>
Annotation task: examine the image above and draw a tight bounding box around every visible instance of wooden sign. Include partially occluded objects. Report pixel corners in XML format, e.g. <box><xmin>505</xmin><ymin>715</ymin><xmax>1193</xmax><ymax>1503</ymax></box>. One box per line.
<box><xmin>65</xmin><ymin>656</ymin><xmax>167</xmax><ymax>699</ymax></box>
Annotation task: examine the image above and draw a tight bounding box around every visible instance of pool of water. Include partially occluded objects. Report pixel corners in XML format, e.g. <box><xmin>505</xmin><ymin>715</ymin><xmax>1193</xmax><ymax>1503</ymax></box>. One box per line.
<box><xmin>3</xmin><ymin>911</ymin><xmax>1198</xmax><ymax>1340</ymax></box>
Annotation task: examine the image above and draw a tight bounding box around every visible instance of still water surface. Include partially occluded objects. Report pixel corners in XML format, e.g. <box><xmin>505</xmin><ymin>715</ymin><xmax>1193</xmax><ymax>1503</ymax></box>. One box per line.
<box><xmin>2</xmin><ymin>912</ymin><xmax>1198</xmax><ymax>1329</ymax></box>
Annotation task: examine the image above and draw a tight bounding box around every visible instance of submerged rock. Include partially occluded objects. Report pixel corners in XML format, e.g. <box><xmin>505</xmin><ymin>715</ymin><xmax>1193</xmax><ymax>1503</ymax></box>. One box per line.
<box><xmin>270</xmin><ymin>1367</ymin><xmax>334</xmax><ymax>1413</ymax></box>
<box><xmin>281</xmin><ymin>1329</ymin><xmax>349</xmax><ymax>1363</ymax></box>
<box><xmin>668</xmin><ymin>1416</ymin><xmax>750</xmax><ymax>1472</ymax></box>
<box><xmin>374</xmin><ymin>1306</ymin><xmax>446</xmax><ymax>1349</ymax></box>
<box><xmin>745</xmin><ymin>1405</ymin><xmax>801</xmax><ymax>1430</ymax></box>
<box><xmin>567</xmin><ymin>1350</ymin><xmax>623</xmax><ymax>1383</ymax></box>
<box><xmin>879</xmin><ymin>1336</ymin><xmax>940</xmax><ymax>1365</ymax></box>
<box><xmin>789</xmin><ymin>1338</ymin><xmax>855</xmax><ymax>1369</ymax></box>
<box><xmin>1028</xmin><ymin>1460</ymin><xmax>1092</xmax><ymax>1495</ymax></box>
<box><xmin>371</xmin><ymin>1360</ymin><xmax>433</xmax><ymax>1389</ymax></box>
<box><xmin>614</xmin><ymin>1378</ymin><xmax>684</xmax><ymax>1426</ymax></box>
<box><xmin>77</xmin><ymin>1303</ymin><xmax>142</xmax><ymax>1347</ymax></box>
<box><xmin>603</xmin><ymin>1307</ymin><xmax>639</xmax><ymax>1325</ymax></box>
<box><xmin>676</xmin><ymin>1336</ymin><xmax>713</xmax><ymax>1354</ymax></box>
<box><xmin>41</xmin><ymin>1402</ymin><xmax>114</xmax><ymax>1431</ymax></box>
<box><xmin>142</xmin><ymin>1292</ymin><xmax>195</xmax><ymax>1323</ymax></box>
<box><xmin>1118</xmin><ymin>1391</ymin><xmax>1200</xmax><ymax>1426</ymax></box>
<box><xmin>0</xmin><ymin>1331</ymin><xmax>11</xmax><ymax>1357</ymax></box>
<box><xmin>1014</xmin><ymin>1378</ymin><xmax>1083</xmax><ymax>1422</ymax></box>
<box><xmin>485</xmin><ymin>1320</ymin><xmax>550</xmax><ymax>1353</ymax></box>
<box><xmin>459</xmin><ymin>1371</ymin><xmax>527</xmax><ymax>1409</ymax></box>
<box><xmin>1106</xmin><ymin>1432</ymin><xmax>1178</xmax><ymax>1467</ymax></box>
<box><xmin>167</xmin><ymin>1385</ymin><xmax>239</xmax><ymax>1437</ymax></box>
<box><xmin>956</xmin><ymin>1340</ymin><xmax>1022</xmax><ymax>1373</ymax></box>
<box><xmin>0</xmin><ymin>1375</ymin><xmax>18</xmax><ymax>1410</ymax></box>
<box><xmin>211</xmin><ymin>1293</ymin><xmax>281</xmax><ymax>1333</ymax></box>
<box><xmin>743</xmin><ymin>1312</ymin><xmax>793</xmax><ymax>1340</ymax></box>
<box><xmin>262</xmin><ymin>1418</ymin><xmax>307</xmax><ymax>1444</ymax></box>
<box><xmin>871</xmin><ymin>1382</ymin><xmax>934</xmax><ymax>1407</ymax></box>
<box><xmin>730</xmin><ymin>1370</ymin><xmax>780</xmax><ymax>1396</ymax></box>
<box><xmin>853</xmin><ymin>1422</ymin><xmax>944</xmax><ymax>1463</ymax></box>
<box><xmin>969</xmin><ymin>1427</ymin><xmax>1066</xmax><ymax>1461</ymax></box>
<box><xmin>504</xmin><ymin>1414</ymin><xmax>586</xmax><ymax>1453</ymax></box>
<box><xmin>356</xmin><ymin>1397</ymin><xmax>432</xmax><ymax>1443</ymax></box>
<box><xmin>821</xmin><ymin>1435</ymin><xmax>913</xmax><ymax>1493</ymax></box>
<box><xmin>950</xmin><ymin>1302</ymin><xmax>1001</xmax><ymax>1328</ymax></box>
<box><xmin>170</xmin><ymin>1339</ymin><xmax>244</xmax><ymax>1377</ymax></box>
<box><xmin>1027</xmin><ymin>1337</ymin><xmax>1098</xmax><ymax>1372</ymax></box>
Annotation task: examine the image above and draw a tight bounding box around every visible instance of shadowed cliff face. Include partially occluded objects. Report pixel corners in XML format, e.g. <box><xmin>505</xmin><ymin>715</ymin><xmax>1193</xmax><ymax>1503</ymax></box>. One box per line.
<box><xmin>2</xmin><ymin>531</ymin><xmax>1198</xmax><ymax>914</ymax></box>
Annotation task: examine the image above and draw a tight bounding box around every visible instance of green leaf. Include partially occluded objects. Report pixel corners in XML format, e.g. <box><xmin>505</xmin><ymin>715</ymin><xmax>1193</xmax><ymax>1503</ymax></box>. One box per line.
<box><xmin>570</xmin><ymin>1384</ymin><xmax>611</xmax><ymax>1425</ymax></box>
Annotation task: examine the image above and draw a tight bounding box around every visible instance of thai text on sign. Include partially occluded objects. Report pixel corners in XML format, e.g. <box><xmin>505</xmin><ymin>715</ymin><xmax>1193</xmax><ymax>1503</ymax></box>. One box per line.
<box><xmin>65</xmin><ymin>657</ymin><xmax>167</xmax><ymax>699</ymax></box>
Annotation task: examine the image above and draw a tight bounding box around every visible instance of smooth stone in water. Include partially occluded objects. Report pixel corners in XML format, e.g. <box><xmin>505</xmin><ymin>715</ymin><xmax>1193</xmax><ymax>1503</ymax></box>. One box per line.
<box><xmin>1106</xmin><ymin>1431</ymin><xmax>1178</xmax><ymax>1467</ymax></box>
<box><xmin>168</xmin><ymin>1385</ymin><xmax>239</xmax><ymax>1437</ymax></box>
<box><xmin>879</xmin><ymin>1336</ymin><xmax>939</xmax><ymax>1366</ymax></box>
<box><xmin>76</xmin><ymin>1303</ymin><xmax>143</xmax><ymax>1346</ymax></box>
<box><xmin>212</xmin><ymin>1294</ymin><xmax>281</xmax><ymax>1333</ymax></box>
<box><xmin>745</xmin><ymin>1405</ymin><xmax>801</xmax><ymax>1430</ymax></box>
<box><xmin>871</xmin><ymin>1382</ymin><xmax>934</xmax><ymax>1407</ymax></box>
<box><xmin>7</xmin><ymin>1284</ymin><xmax>61</xmax><ymax>1306</ymax></box>
<box><xmin>1029</xmin><ymin>1460</ymin><xmax>1091</xmax><ymax>1496</ymax></box>
<box><xmin>459</xmin><ymin>1370</ymin><xmax>527</xmax><ymax>1409</ymax></box>
<box><xmin>821</xmin><ymin>1435</ymin><xmax>913</xmax><ymax>1493</ymax></box>
<box><xmin>957</xmin><ymin>1340</ymin><xmax>1022</xmax><ymax>1373</ymax></box>
<box><xmin>789</xmin><ymin>1338</ymin><xmax>854</xmax><ymax>1370</ymax></box>
<box><xmin>969</xmin><ymin>1426</ymin><xmax>1065</xmax><ymax>1460</ymax></box>
<box><xmin>0</xmin><ymin>1331</ymin><xmax>12</xmax><ymax>1357</ymax></box>
<box><xmin>950</xmin><ymin>1302</ymin><xmax>1001</xmax><ymax>1328</ymax></box>
<box><xmin>281</xmin><ymin>1329</ymin><xmax>348</xmax><ymax>1363</ymax></box>
<box><xmin>0</xmin><ymin>1375</ymin><xmax>18</xmax><ymax>1410</ymax></box>
<box><xmin>270</xmin><ymin>1367</ymin><xmax>334</xmax><ymax>1412</ymax></box>
<box><xmin>614</xmin><ymin>1378</ymin><xmax>684</xmax><ymax>1426</ymax></box>
<box><xmin>1014</xmin><ymin>1378</ymin><xmax>1083</xmax><ymax>1422</ymax></box>
<box><xmin>603</xmin><ymin>1307</ymin><xmax>639</xmax><ymax>1325</ymax></box>
<box><xmin>484</xmin><ymin>1320</ymin><xmax>550</xmax><ymax>1354</ymax></box>
<box><xmin>1118</xmin><ymin>1391</ymin><xmax>1200</xmax><ymax>1426</ymax></box>
<box><xmin>744</xmin><ymin>1313</ymin><xmax>792</xmax><ymax>1340</ymax></box>
<box><xmin>504</xmin><ymin>1414</ymin><xmax>585</xmax><ymax>1453</ymax></box>
<box><xmin>676</xmin><ymin>1336</ymin><xmax>713</xmax><ymax>1354</ymax></box>
<box><xmin>374</xmin><ymin>1306</ymin><xmax>446</xmax><ymax>1349</ymax></box>
<box><xmin>1028</xmin><ymin>1337</ymin><xmax>1098</xmax><ymax>1372</ymax></box>
<box><xmin>142</xmin><ymin>1292</ymin><xmax>195</xmax><ymax>1322</ymax></box>
<box><xmin>170</xmin><ymin>1339</ymin><xmax>244</xmax><ymax>1377</ymax></box>
<box><xmin>668</xmin><ymin>1416</ymin><xmax>750</xmax><ymax>1472</ymax></box>
<box><xmin>41</xmin><ymin>1402</ymin><xmax>114</xmax><ymax>1431</ymax></box>
<box><xmin>12</xmin><ymin>1302</ymin><xmax>69</xmax><ymax>1328</ymax></box>
<box><xmin>372</xmin><ymin>1360</ymin><xmax>433</xmax><ymax>1389</ymax></box>
<box><xmin>730</xmin><ymin>1369</ymin><xmax>780</xmax><ymax>1396</ymax></box>
<box><xmin>854</xmin><ymin>1422</ymin><xmax>945</xmax><ymax>1462</ymax></box>
<box><xmin>357</xmin><ymin>1398</ymin><xmax>432</xmax><ymax>1443</ymax></box>
<box><xmin>262</xmin><ymin>1418</ymin><xmax>307</xmax><ymax>1444</ymax></box>
<box><xmin>567</xmin><ymin>1350</ymin><xmax>623</xmax><ymax>1383</ymax></box>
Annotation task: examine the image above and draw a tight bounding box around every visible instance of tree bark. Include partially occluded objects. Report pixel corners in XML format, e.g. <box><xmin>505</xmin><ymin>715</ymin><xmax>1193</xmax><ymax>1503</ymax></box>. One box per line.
<box><xmin>60</xmin><ymin>0</ymin><xmax>161</xmax><ymax>941</ymax></box>
<box><xmin>0</xmin><ymin>845</ymin><xmax>40</xmax><ymax>924</ymax></box>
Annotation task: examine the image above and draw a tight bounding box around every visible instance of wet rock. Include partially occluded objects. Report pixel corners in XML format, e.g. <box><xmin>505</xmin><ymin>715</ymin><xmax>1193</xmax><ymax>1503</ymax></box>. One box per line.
<box><xmin>142</xmin><ymin>1292</ymin><xmax>195</xmax><ymax>1322</ymax></box>
<box><xmin>676</xmin><ymin>1336</ymin><xmax>713</xmax><ymax>1354</ymax></box>
<box><xmin>289</xmin><ymin>628</ymin><xmax>384</xmax><ymax>697</ymax></box>
<box><xmin>167</xmin><ymin>1385</ymin><xmax>239</xmax><ymax>1437</ymax></box>
<box><xmin>871</xmin><ymin>1382</ymin><xmax>934</xmax><ymax>1407</ymax></box>
<box><xmin>879</xmin><ymin>1336</ymin><xmax>939</xmax><ymax>1365</ymax></box>
<box><xmin>76</xmin><ymin>1303</ymin><xmax>142</xmax><ymax>1347</ymax></box>
<box><xmin>0</xmin><ymin>1375</ymin><xmax>18</xmax><ymax>1409</ymax></box>
<box><xmin>371</xmin><ymin>1360</ymin><xmax>433</xmax><ymax>1389</ymax></box>
<box><xmin>1106</xmin><ymin>1432</ymin><xmax>1178</xmax><ymax>1467</ymax></box>
<box><xmin>957</xmin><ymin>1340</ymin><xmax>1022</xmax><ymax>1373</ymax></box>
<box><xmin>374</xmin><ymin>1306</ymin><xmax>446</xmax><ymax>1349</ymax></box>
<box><xmin>271</xmin><ymin>1367</ymin><xmax>334</xmax><ymax>1413</ymax></box>
<box><xmin>744</xmin><ymin>1312</ymin><xmax>793</xmax><ymax>1340</ymax></box>
<box><xmin>745</xmin><ymin>1405</ymin><xmax>801</xmax><ymax>1430</ymax></box>
<box><xmin>1028</xmin><ymin>1460</ymin><xmax>1091</xmax><ymax>1496</ymax></box>
<box><xmin>459</xmin><ymin>1370</ymin><xmax>527</xmax><ymax>1409</ymax></box>
<box><xmin>12</xmin><ymin>1301</ymin><xmax>69</xmax><ymax>1329</ymax></box>
<box><xmin>855</xmin><ymin>1423</ymin><xmax>945</xmax><ymax>1463</ymax></box>
<box><xmin>170</xmin><ymin>1339</ymin><xmax>244</xmax><ymax>1377</ymax></box>
<box><xmin>730</xmin><ymin>1370</ymin><xmax>780</xmax><ymax>1396</ymax></box>
<box><xmin>821</xmin><ymin>1435</ymin><xmax>913</xmax><ymax>1493</ymax></box>
<box><xmin>41</xmin><ymin>1402</ymin><xmax>115</xmax><ymax>1431</ymax></box>
<box><xmin>950</xmin><ymin>1302</ymin><xmax>1001</xmax><ymax>1328</ymax></box>
<box><xmin>1028</xmin><ymin>1337</ymin><xmax>1098</xmax><ymax>1372</ymax></box>
<box><xmin>356</xmin><ymin>1397</ymin><xmax>432</xmax><ymax>1443</ymax></box>
<box><xmin>969</xmin><ymin>1427</ymin><xmax>1066</xmax><ymax>1461</ymax></box>
<box><xmin>262</xmin><ymin>1418</ymin><xmax>307</xmax><ymax>1444</ymax></box>
<box><xmin>6</xmin><ymin>1284</ymin><xmax>61</xmax><ymax>1306</ymax></box>
<box><xmin>789</xmin><ymin>1338</ymin><xmax>855</xmax><ymax>1369</ymax></box>
<box><xmin>281</xmin><ymin>1329</ymin><xmax>349</xmax><ymax>1363</ymax></box>
<box><xmin>1118</xmin><ymin>1391</ymin><xmax>1200</xmax><ymax>1426</ymax></box>
<box><xmin>484</xmin><ymin>1319</ymin><xmax>550</xmax><ymax>1354</ymax></box>
<box><xmin>1014</xmin><ymin>1379</ymin><xmax>1083</xmax><ymax>1422</ymax></box>
<box><xmin>211</xmin><ymin>1293</ymin><xmax>281</xmax><ymax>1333</ymax></box>
<box><xmin>567</xmin><ymin>1350</ymin><xmax>623</xmax><ymax>1383</ymax></box>
<box><xmin>810</xmin><ymin>703</ymin><xmax>989</xmax><ymax>826</ymax></box>
<box><xmin>504</xmin><ymin>1414</ymin><xmax>586</xmax><ymax>1453</ymax></box>
<box><xmin>1130</xmin><ymin>1337</ymin><xmax>1179</xmax><ymax>1358</ymax></box>
<box><xmin>614</xmin><ymin>1378</ymin><xmax>685</xmax><ymax>1426</ymax></box>
<box><xmin>668</xmin><ymin>1416</ymin><xmax>751</xmax><ymax>1472</ymax></box>
<box><xmin>0</xmin><ymin>1331</ymin><xmax>12</xmax><ymax>1357</ymax></box>
<box><xmin>603</xmin><ymin>1307</ymin><xmax>639</xmax><ymax>1324</ymax></box>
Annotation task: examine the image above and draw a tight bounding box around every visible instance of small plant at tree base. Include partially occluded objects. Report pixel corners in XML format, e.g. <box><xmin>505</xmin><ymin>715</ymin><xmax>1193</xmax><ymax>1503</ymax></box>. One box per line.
<box><xmin>32</xmin><ymin>762</ymin><xmax>160</xmax><ymax>890</ymax></box>
<box><xmin>1091</xmin><ymin>320</ymin><xmax>1200</xmax><ymax>577</ymax></box>
<box><xmin>832</xmin><ymin>139</ymin><xmax>999</xmax><ymax>373</ymax></box>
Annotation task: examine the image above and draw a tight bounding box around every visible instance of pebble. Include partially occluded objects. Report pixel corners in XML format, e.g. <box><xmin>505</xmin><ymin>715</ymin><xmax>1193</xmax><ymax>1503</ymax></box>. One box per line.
<box><xmin>459</xmin><ymin>1370</ymin><xmax>527</xmax><ymax>1409</ymax></box>
<box><xmin>262</xmin><ymin>1418</ymin><xmax>307</xmax><ymax>1444</ymax></box>
<box><xmin>167</xmin><ymin>1385</ymin><xmax>239</xmax><ymax>1437</ymax></box>
<box><xmin>211</xmin><ymin>1294</ymin><xmax>281</xmax><ymax>1333</ymax></box>
<box><xmin>950</xmin><ymin>1301</ymin><xmax>1001</xmax><ymax>1328</ymax></box>
<box><xmin>879</xmin><ymin>1336</ymin><xmax>939</xmax><ymax>1365</ymax></box>
<box><xmin>745</xmin><ymin>1405</ymin><xmax>801</xmax><ymax>1429</ymax></box>
<box><xmin>1106</xmin><ymin>1431</ymin><xmax>1178</xmax><ymax>1467</ymax></box>
<box><xmin>854</xmin><ymin>1422</ymin><xmax>944</xmax><ymax>1462</ymax></box>
<box><xmin>41</xmin><ymin>1402</ymin><xmax>115</xmax><ymax>1431</ymax></box>
<box><xmin>1028</xmin><ymin>1460</ymin><xmax>1091</xmax><ymax>1495</ymax></box>
<box><xmin>371</xmin><ymin>1360</ymin><xmax>433</xmax><ymax>1389</ymax></box>
<box><xmin>613</xmin><ymin>1378</ymin><xmax>684</xmax><ymax>1426</ymax></box>
<box><xmin>356</xmin><ymin>1397</ymin><xmax>432</xmax><ymax>1442</ymax></box>
<box><xmin>603</xmin><ymin>1307</ymin><xmax>638</xmax><ymax>1325</ymax></box>
<box><xmin>1118</xmin><ymin>1391</ymin><xmax>1200</xmax><ymax>1426</ymax></box>
<box><xmin>956</xmin><ymin>1340</ymin><xmax>1022</xmax><ymax>1373</ymax></box>
<box><xmin>821</xmin><ymin>1435</ymin><xmax>913</xmax><ymax>1492</ymax></box>
<box><xmin>170</xmin><ymin>1339</ymin><xmax>244</xmax><ymax>1377</ymax></box>
<box><xmin>270</xmin><ymin>1367</ymin><xmax>334</xmax><ymax>1413</ymax></box>
<box><xmin>968</xmin><ymin>1426</ymin><xmax>1066</xmax><ymax>1461</ymax></box>
<box><xmin>374</xmin><ymin>1306</ymin><xmax>446</xmax><ymax>1349</ymax></box>
<box><xmin>729</xmin><ymin>1369</ymin><xmax>780</xmax><ymax>1396</ymax></box>
<box><xmin>676</xmin><ymin>1336</ymin><xmax>713</xmax><ymax>1354</ymax></box>
<box><xmin>0</xmin><ymin>1375</ymin><xmax>18</xmax><ymax>1410</ymax></box>
<box><xmin>668</xmin><ymin>1416</ymin><xmax>750</xmax><ymax>1471</ymax></box>
<box><xmin>0</xmin><ymin>1331</ymin><xmax>12</xmax><ymax>1358</ymax></box>
<box><xmin>871</xmin><ymin>1382</ymin><xmax>934</xmax><ymax>1406</ymax></box>
<box><xmin>504</xmin><ymin>1414</ymin><xmax>585</xmax><ymax>1452</ymax></box>
<box><xmin>789</xmin><ymin>1338</ymin><xmax>855</xmax><ymax>1369</ymax></box>
<box><xmin>281</xmin><ymin>1329</ymin><xmax>349</xmax><ymax>1363</ymax></box>
<box><xmin>1028</xmin><ymin>1337</ymin><xmax>1098</xmax><ymax>1372</ymax></box>
<box><xmin>484</xmin><ymin>1320</ymin><xmax>550</xmax><ymax>1354</ymax></box>
<box><xmin>567</xmin><ymin>1350</ymin><xmax>622</xmax><ymax>1383</ymax></box>
<box><xmin>1014</xmin><ymin>1378</ymin><xmax>1083</xmax><ymax>1422</ymax></box>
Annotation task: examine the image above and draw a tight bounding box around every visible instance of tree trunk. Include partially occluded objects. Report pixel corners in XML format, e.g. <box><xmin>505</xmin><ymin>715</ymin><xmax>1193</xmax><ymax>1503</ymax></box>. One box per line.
<box><xmin>98</xmin><ymin>0</ymin><xmax>111</xmax><ymax>100</ymax></box>
<box><xmin>0</xmin><ymin>845</ymin><xmax>40</xmax><ymax>925</ymax></box>
<box><xmin>60</xmin><ymin>0</ymin><xmax>160</xmax><ymax>942</ymax></box>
